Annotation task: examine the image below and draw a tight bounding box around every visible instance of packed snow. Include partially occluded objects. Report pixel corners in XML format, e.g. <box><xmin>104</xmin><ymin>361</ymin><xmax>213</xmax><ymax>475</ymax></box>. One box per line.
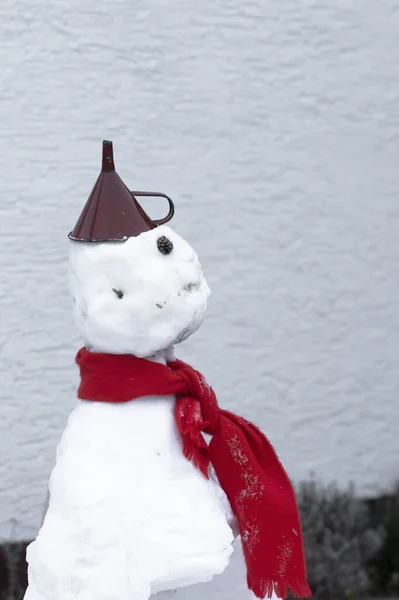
<box><xmin>24</xmin><ymin>226</ymin><xmax>236</xmax><ymax>600</ymax></box>
<box><xmin>69</xmin><ymin>225</ymin><xmax>211</xmax><ymax>357</ymax></box>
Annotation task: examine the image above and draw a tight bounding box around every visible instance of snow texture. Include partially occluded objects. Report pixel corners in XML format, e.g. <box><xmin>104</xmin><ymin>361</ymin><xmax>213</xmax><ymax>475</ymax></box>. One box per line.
<box><xmin>1</xmin><ymin>1</ymin><xmax>399</xmax><ymax>579</ymax></box>
<box><xmin>69</xmin><ymin>226</ymin><xmax>210</xmax><ymax>357</ymax></box>
<box><xmin>24</xmin><ymin>232</ymin><xmax>235</xmax><ymax>600</ymax></box>
<box><xmin>25</xmin><ymin>390</ymin><xmax>235</xmax><ymax>600</ymax></box>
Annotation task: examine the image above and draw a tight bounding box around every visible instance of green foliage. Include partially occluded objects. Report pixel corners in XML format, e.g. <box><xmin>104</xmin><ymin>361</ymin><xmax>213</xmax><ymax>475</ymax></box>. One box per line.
<box><xmin>368</xmin><ymin>481</ymin><xmax>399</xmax><ymax>596</ymax></box>
<box><xmin>0</xmin><ymin>541</ymin><xmax>28</xmax><ymax>600</ymax></box>
<box><xmin>295</xmin><ymin>480</ymin><xmax>383</xmax><ymax>600</ymax></box>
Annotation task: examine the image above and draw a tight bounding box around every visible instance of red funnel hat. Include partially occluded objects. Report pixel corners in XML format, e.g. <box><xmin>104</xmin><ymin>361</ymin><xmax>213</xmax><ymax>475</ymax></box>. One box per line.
<box><xmin>69</xmin><ymin>141</ymin><xmax>175</xmax><ymax>242</ymax></box>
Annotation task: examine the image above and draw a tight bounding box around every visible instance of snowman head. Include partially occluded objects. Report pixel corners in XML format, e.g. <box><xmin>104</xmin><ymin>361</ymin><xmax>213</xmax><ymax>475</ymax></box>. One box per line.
<box><xmin>69</xmin><ymin>226</ymin><xmax>210</xmax><ymax>357</ymax></box>
<box><xmin>68</xmin><ymin>141</ymin><xmax>210</xmax><ymax>357</ymax></box>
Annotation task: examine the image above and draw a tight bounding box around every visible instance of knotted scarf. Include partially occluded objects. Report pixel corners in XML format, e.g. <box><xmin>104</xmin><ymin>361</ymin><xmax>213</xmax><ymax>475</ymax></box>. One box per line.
<box><xmin>76</xmin><ymin>347</ymin><xmax>311</xmax><ymax>599</ymax></box>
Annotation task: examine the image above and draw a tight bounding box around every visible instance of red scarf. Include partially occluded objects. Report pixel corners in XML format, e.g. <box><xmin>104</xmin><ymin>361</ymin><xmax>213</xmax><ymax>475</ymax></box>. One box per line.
<box><xmin>76</xmin><ymin>348</ymin><xmax>311</xmax><ymax>599</ymax></box>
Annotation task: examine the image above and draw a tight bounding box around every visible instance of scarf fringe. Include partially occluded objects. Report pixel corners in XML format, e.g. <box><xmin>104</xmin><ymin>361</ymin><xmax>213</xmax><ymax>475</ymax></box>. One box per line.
<box><xmin>182</xmin><ymin>439</ymin><xmax>210</xmax><ymax>479</ymax></box>
<box><xmin>247</xmin><ymin>575</ymin><xmax>312</xmax><ymax>599</ymax></box>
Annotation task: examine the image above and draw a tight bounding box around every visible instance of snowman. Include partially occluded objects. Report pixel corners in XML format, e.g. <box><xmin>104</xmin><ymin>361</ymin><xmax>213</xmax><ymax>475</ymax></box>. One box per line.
<box><xmin>24</xmin><ymin>142</ymin><xmax>310</xmax><ymax>600</ymax></box>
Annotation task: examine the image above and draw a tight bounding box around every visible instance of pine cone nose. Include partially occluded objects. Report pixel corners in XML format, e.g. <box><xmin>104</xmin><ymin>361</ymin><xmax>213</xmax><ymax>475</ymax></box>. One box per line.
<box><xmin>157</xmin><ymin>236</ymin><xmax>174</xmax><ymax>255</ymax></box>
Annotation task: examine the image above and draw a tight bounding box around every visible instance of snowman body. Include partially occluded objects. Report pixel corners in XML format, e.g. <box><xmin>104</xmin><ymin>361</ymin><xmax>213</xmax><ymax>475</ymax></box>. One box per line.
<box><xmin>25</xmin><ymin>226</ymin><xmax>235</xmax><ymax>600</ymax></box>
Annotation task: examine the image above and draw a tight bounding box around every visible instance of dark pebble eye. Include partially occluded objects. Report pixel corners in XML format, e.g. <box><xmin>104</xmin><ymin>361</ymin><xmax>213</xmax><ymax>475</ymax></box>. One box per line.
<box><xmin>157</xmin><ymin>236</ymin><xmax>173</xmax><ymax>255</ymax></box>
<box><xmin>112</xmin><ymin>288</ymin><xmax>124</xmax><ymax>299</ymax></box>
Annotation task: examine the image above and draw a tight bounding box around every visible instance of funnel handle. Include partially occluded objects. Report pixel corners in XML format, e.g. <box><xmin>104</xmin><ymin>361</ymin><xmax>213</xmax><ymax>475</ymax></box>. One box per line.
<box><xmin>130</xmin><ymin>191</ymin><xmax>175</xmax><ymax>226</ymax></box>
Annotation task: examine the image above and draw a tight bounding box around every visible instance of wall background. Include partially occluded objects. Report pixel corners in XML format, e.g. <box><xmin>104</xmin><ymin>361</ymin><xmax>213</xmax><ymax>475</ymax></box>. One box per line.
<box><xmin>0</xmin><ymin>1</ymin><xmax>398</xmax><ymax>585</ymax></box>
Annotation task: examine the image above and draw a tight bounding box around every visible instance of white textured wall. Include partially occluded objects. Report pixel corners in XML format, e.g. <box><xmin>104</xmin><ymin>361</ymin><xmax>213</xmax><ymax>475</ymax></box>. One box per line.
<box><xmin>1</xmin><ymin>0</ymin><xmax>399</xmax><ymax>570</ymax></box>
